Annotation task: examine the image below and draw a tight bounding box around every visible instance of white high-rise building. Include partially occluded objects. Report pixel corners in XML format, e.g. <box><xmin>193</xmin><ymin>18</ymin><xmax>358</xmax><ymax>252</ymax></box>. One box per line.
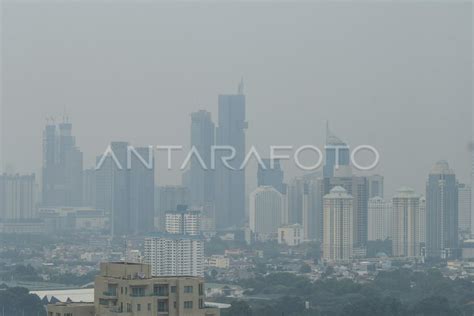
<box><xmin>368</xmin><ymin>197</ymin><xmax>392</xmax><ymax>241</ymax></box>
<box><xmin>144</xmin><ymin>233</ymin><xmax>204</xmax><ymax>277</ymax></box>
<box><xmin>165</xmin><ymin>208</ymin><xmax>201</xmax><ymax>236</ymax></box>
<box><xmin>458</xmin><ymin>183</ymin><xmax>471</xmax><ymax>238</ymax></box>
<box><xmin>249</xmin><ymin>186</ymin><xmax>283</xmax><ymax>240</ymax></box>
<box><xmin>418</xmin><ymin>196</ymin><xmax>426</xmax><ymax>244</ymax></box>
<box><xmin>392</xmin><ymin>187</ymin><xmax>420</xmax><ymax>257</ymax></box>
<box><xmin>323</xmin><ymin>186</ymin><xmax>353</xmax><ymax>262</ymax></box>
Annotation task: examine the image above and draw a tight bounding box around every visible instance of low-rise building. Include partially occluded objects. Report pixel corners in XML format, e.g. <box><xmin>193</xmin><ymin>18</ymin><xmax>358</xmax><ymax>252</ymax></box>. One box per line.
<box><xmin>278</xmin><ymin>224</ymin><xmax>303</xmax><ymax>246</ymax></box>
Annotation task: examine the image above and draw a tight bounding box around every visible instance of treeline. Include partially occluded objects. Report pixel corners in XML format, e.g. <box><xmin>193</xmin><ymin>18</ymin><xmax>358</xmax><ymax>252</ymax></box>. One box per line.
<box><xmin>223</xmin><ymin>269</ymin><xmax>474</xmax><ymax>316</ymax></box>
<box><xmin>0</xmin><ymin>287</ymin><xmax>46</xmax><ymax>316</ymax></box>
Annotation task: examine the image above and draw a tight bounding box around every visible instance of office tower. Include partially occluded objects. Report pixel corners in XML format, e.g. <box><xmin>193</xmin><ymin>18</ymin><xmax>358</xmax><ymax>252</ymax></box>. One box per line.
<box><xmin>0</xmin><ymin>173</ymin><xmax>35</xmax><ymax>220</ymax></box>
<box><xmin>47</xmin><ymin>262</ymin><xmax>220</xmax><ymax>316</ymax></box>
<box><xmin>257</xmin><ymin>158</ymin><xmax>285</xmax><ymax>194</ymax></box>
<box><xmin>249</xmin><ymin>186</ymin><xmax>283</xmax><ymax>240</ymax></box>
<box><xmin>189</xmin><ymin>110</ymin><xmax>215</xmax><ymax>208</ymax></box>
<box><xmin>392</xmin><ymin>187</ymin><xmax>420</xmax><ymax>257</ymax></box>
<box><xmin>418</xmin><ymin>196</ymin><xmax>426</xmax><ymax>244</ymax></box>
<box><xmin>129</xmin><ymin>147</ymin><xmax>155</xmax><ymax>234</ymax></box>
<box><xmin>287</xmin><ymin>177</ymin><xmax>304</xmax><ymax>224</ymax></box>
<box><xmin>278</xmin><ymin>224</ymin><xmax>303</xmax><ymax>246</ymax></box>
<box><xmin>368</xmin><ymin>174</ymin><xmax>384</xmax><ymax>198</ymax></box>
<box><xmin>325</xmin><ymin>175</ymin><xmax>369</xmax><ymax>247</ymax></box>
<box><xmin>323</xmin><ymin>123</ymin><xmax>350</xmax><ymax>178</ymax></box>
<box><xmin>96</xmin><ymin>142</ymin><xmax>154</xmax><ymax>236</ymax></box>
<box><xmin>426</xmin><ymin>161</ymin><xmax>459</xmax><ymax>259</ymax></box>
<box><xmin>144</xmin><ymin>233</ymin><xmax>204</xmax><ymax>277</ymax></box>
<box><xmin>165</xmin><ymin>206</ymin><xmax>201</xmax><ymax>236</ymax></box>
<box><xmin>323</xmin><ymin>186</ymin><xmax>354</xmax><ymax>262</ymax></box>
<box><xmin>156</xmin><ymin>186</ymin><xmax>190</xmax><ymax>230</ymax></box>
<box><xmin>368</xmin><ymin>197</ymin><xmax>392</xmax><ymax>241</ymax></box>
<box><xmin>458</xmin><ymin>183</ymin><xmax>471</xmax><ymax>238</ymax></box>
<box><xmin>82</xmin><ymin>168</ymin><xmax>96</xmax><ymax>207</ymax></box>
<box><xmin>302</xmin><ymin>180</ymin><xmax>324</xmax><ymax>241</ymax></box>
<box><xmin>42</xmin><ymin>118</ymin><xmax>83</xmax><ymax>207</ymax></box>
<box><xmin>215</xmin><ymin>80</ymin><xmax>247</xmax><ymax>229</ymax></box>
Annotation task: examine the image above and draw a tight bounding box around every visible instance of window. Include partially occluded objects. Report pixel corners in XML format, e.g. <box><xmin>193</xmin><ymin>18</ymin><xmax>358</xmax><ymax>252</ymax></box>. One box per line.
<box><xmin>127</xmin><ymin>303</ymin><xmax>132</xmax><ymax>312</ymax></box>
<box><xmin>184</xmin><ymin>301</ymin><xmax>193</xmax><ymax>309</ymax></box>
<box><xmin>170</xmin><ymin>286</ymin><xmax>176</xmax><ymax>293</ymax></box>
<box><xmin>184</xmin><ymin>286</ymin><xmax>193</xmax><ymax>293</ymax></box>
<box><xmin>199</xmin><ymin>298</ymin><xmax>204</xmax><ymax>309</ymax></box>
<box><xmin>173</xmin><ymin>301</ymin><xmax>177</xmax><ymax>308</ymax></box>
<box><xmin>198</xmin><ymin>283</ymin><xmax>204</xmax><ymax>295</ymax></box>
<box><xmin>131</xmin><ymin>287</ymin><xmax>145</xmax><ymax>297</ymax></box>
<box><xmin>154</xmin><ymin>284</ymin><xmax>169</xmax><ymax>296</ymax></box>
<box><xmin>158</xmin><ymin>300</ymin><xmax>169</xmax><ymax>312</ymax></box>
<box><xmin>148</xmin><ymin>303</ymin><xmax>151</xmax><ymax>311</ymax></box>
<box><xmin>137</xmin><ymin>304</ymin><xmax>141</xmax><ymax>311</ymax></box>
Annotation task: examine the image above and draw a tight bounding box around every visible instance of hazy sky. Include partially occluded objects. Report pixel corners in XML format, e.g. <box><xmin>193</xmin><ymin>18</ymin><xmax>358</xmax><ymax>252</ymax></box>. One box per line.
<box><xmin>1</xmin><ymin>1</ymin><xmax>472</xmax><ymax>197</ymax></box>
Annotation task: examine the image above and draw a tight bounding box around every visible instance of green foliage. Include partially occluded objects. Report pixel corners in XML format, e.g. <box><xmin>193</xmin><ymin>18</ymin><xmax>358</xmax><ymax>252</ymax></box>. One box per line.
<box><xmin>0</xmin><ymin>287</ymin><xmax>46</xmax><ymax>316</ymax></box>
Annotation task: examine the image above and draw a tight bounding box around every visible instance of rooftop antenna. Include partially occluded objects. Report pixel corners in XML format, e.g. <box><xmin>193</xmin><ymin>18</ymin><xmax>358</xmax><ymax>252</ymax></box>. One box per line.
<box><xmin>63</xmin><ymin>105</ymin><xmax>69</xmax><ymax>123</ymax></box>
<box><xmin>237</xmin><ymin>77</ymin><xmax>244</xmax><ymax>95</ymax></box>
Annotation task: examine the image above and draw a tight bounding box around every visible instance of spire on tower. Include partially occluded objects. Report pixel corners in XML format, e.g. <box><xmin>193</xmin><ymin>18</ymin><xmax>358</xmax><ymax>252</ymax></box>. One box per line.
<box><xmin>237</xmin><ymin>77</ymin><xmax>244</xmax><ymax>95</ymax></box>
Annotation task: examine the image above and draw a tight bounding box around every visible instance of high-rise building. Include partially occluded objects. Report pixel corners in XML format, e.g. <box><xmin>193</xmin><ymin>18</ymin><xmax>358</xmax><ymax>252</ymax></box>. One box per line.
<box><xmin>257</xmin><ymin>159</ymin><xmax>284</xmax><ymax>194</ymax></box>
<box><xmin>165</xmin><ymin>206</ymin><xmax>201</xmax><ymax>236</ymax></box>
<box><xmin>324</xmin><ymin>175</ymin><xmax>369</xmax><ymax>247</ymax></box>
<box><xmin>368</xmin><ymin>175</ymin><xmax>384</xmax><ymax>198</ymax></box>
<box><xmin>215</xmin><ymin>80</ymin><xmax>247</xmax><ymax>229</ymax></box>
<box><xmin>418</xmin><ymin>196</ymin><xmax>426</xmax><ymax>244</ymax></box>
<box><xmin>426</xmin><ymin>161</ymin><xmax>458</xmax><ymax>258</ymax></box>
<box><xmin>156</xmin><ymin>186</ymin><xmax>190</xmax><ymax>231</ymax></box>
<box><xmin>323</xmin><ymin>186</ymin><xmax>354</xmax><ymax>262</ymax></box>
<box><xmin>0</xmin><ymin>173</ymin><xmax>36</xmax><ymax>220</ymax></box>
<box><xmin>48</xmin><ymin>262</ymin><xmax>220</xmax><ymax>316</ymax></box>
<box><xmin>42</xmin><ymin>118</ymin><xmax>83</xmax><ymax>207</ymax></box>
<box><xmin>249</xmin><ymin>186</ymin><xmax>283</xmax><ymax>241</ymax></box>
<box><xmin>323</xmin><ymin>123</ymin><xmax>350</xmax><ymax>178</ymax></box>
<box><xmin>302</xmin><ymin>179</ymin><xmax>324</xmax><ymax>241</ymax></box>
<box><xmin>95</xmin><ymin>142</ymin><xmax>154</xmax><ymax>235</ymax></box>
<box><xmin>287</xmin><ymin>177</ymin><xmax>304</xmax><ymax>224</ymax></box>
<box><xmin>367</xmin><ymin>196</ymin><xmax>392</xmax><ymax>241</ymax></box>
<box><xmin>458</xmin><ymin>183</ymin><xmax>471</xmax><ymax>238</ymax></box>
<box><xmin>392</xmin><ymin>187</ymin><xmax>421</xmax><ymax>257</ymax></box>
<box><xmin>144</xmin><ymin>233</ymin><xmax>204</xmax><ymax>277</ymax></box>
<box><xmin>426</xmin><ymin>161</ymin><xmax>459</xmax><ymax>259</ymax></box>
<box><xmin>189</xmin><ymin>110</ymin><xmax>215</xmax><ymax>209</ymax></box>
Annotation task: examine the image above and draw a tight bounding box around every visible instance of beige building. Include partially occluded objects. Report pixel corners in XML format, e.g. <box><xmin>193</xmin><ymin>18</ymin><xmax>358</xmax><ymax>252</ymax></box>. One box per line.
<box><xmin>392</xmin><ymin>187</ymin><xmax>421</xmax><ymax>257</ymax></box>
<box><xmin>323</xmin><ymin>186</ymin><xmax>354</xmax><ymax>262</ymax></box>
<box><xmin>278</xmin><ymin>224</ymin><xmax>303</xmax><ymax>246</ymax></box>
<box><xmin>47</xmin><ymin>262</ymin><xmax>220</xmax><ymax>316</ymax></box>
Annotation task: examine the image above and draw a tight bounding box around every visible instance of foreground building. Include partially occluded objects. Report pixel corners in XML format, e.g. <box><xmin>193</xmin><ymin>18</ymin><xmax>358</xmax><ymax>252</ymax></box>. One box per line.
<box><xmin>47</xmin><ymin>262</ymin><xmax>220</xmax><ymax>316</ymax></box>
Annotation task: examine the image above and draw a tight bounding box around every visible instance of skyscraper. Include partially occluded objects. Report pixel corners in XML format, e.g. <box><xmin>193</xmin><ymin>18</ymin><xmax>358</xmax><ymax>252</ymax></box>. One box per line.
<box><xmin>42</xmin><ymin>118</ymin><xmax>83</xmax><ymax>207</ymax></box>
<box><xmin>249</xmin><ymin>186</ymin><xmax>283</xmax><ymax>241</ymax></box>
<box><xmin>165</xmin><ymin>206</ymin><xmax>201</xmax><ymax>236</ymax></box>
<box><xmin>257</xmin><ymin>159</ymin><xmax>284</xmax><ymax>194</ymax></box>
<box><xmin>0</xmin><ymin>173</ymin><xmax>36</xmax><ymax>220</ymax></box>
<box><xmin>82</xmin><ymin>168</ymin><xmax>96</xmax><ymax>207</ymax></box>
<box><xmin>95</xmin><ymin>142</ymin><xmax>154</xmax><ymax>236</ymax></box>
<box><xmin>189</xmin><ymin>110</ymin><xmax>215</xmax><ymax>209</ymax></box>
<box><xmin>215</xmin><ymin>80</ymin><xmax>247</xmax><ymax>229</ymax></box>
<box><xmin>458</xmin><ymin>183</ymin><xmax>471</xmax><ymax>238</ymax></box>
<box><xmin>323</xmin><ymin>123</ymin><xmax>350</xmax><ymax>178</ymax></box>
<box><xmin>287</xmin><ymin>177</ymin><xmax>304</xmax><ymax>224</ymax></box>
<box><xmin>323</xmin><ymin>186</ymin><xmax>354</xmax><ymax>262</ymax></box>
<box><xmin>392</xmin><ymin>187</ymin><xmax>420</xmax><ymax>257</ymax></box>
<box><xmin>426</xmin><ymin>161</ymin><xmax>459</xmax><ymax>259</ymax></box>
<box><xmin>368</xmin><ymin>196</ymin><xmax>392</xmax><ymax>241</ymax></box>
<box><xmin>418</xmin><ymin>196</ymin><xmax>426</xmax><ymax>244</ymax></box>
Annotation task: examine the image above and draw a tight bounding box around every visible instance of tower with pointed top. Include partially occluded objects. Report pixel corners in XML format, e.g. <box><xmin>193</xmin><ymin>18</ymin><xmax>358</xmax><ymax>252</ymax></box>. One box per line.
<box><xmin>323</xmin><ymin>123</ymin><xmax>350</xmax><ymax>178</ymax></box>
<box><xmin>215</xmin><ymin>81</ymin><xmax>248</xmax><ymax>229</ymax></box>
